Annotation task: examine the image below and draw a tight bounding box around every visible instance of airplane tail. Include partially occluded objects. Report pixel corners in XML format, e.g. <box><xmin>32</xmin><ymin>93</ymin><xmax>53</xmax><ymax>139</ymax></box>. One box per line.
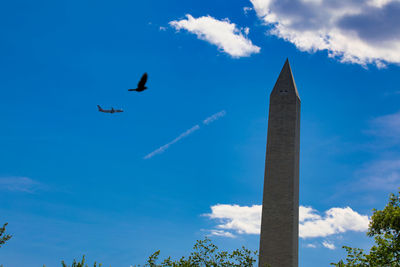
<box><xmin>97</xmin><ymin>105</ymin><xmax>103</xmax><ymax>111</ymax></box>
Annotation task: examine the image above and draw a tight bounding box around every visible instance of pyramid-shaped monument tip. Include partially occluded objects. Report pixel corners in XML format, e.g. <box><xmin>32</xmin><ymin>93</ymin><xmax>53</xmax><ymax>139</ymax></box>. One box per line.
<box><xmin>271</xmin><ymin>59</ymin><xmax>300</xmax><ymax>100</ymax></box>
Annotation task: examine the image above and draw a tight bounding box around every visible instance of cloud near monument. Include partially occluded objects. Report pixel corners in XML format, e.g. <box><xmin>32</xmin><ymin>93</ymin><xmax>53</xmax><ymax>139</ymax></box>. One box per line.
<box><xmin>169</xmin><ymin>15</ymin><xmax>260</xmax><ymax>58</ymax></box>
<box><xmin>250</xmin><ymin>0</ymin><xmax>400</xmax><ymax>67</ymax></box>
<box><xmin>204</xmin><ymin>204</ymin><xmax>369</xmax><ymax>241</ymax></box>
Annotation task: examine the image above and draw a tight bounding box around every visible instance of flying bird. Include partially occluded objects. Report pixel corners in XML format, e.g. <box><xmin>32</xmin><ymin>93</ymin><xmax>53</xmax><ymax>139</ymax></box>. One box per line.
<box><xmin>128</xmin><ymin>73</ymin><xmax>148</xmax><ymax>92</ymax></box>
<box><xmin>97</xmin><ymin>105</ymin><xmax>123</xmax><ymax>114</ymax></box>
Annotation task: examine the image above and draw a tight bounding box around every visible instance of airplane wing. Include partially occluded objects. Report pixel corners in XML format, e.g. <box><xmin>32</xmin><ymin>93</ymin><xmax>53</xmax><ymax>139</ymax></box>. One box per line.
<box><xmin>98</xmin><ymin>105</ymin><xmax>109</xmax><ymax>112</ymax></box>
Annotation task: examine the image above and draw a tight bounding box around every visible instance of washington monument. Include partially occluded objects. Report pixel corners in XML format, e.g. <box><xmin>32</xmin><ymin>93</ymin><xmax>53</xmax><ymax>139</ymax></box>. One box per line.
<box><xmin>259</xmin><ymin>59</ymin><xmax>300</xmax><ymax>267</ymax></box>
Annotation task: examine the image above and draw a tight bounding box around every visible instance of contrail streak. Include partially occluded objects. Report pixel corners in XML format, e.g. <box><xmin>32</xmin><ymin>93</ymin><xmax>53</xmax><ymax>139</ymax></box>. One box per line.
<box><xmin>203</xmin><ymin>110</ymin><xmax>226</xmax><ymax>125</ymax></box>
<box><xmin>144</xmin><ymin>110</ymin><xmax>227</xmax><ymax>159</ymax></box>
<box><xmin>144</xmin><ymin>125</ymin><xmax>200</xmax><ymax>159</ymax></box>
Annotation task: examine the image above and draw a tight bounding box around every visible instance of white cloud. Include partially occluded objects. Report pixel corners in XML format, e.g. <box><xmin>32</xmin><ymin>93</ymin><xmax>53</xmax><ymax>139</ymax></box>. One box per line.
<box><xmin>144</xmin><ymin>110</ymin><xmax>227</xmax><ymax>159</ymax></box>
<box><xmin>169</xmin><ymin>14</ymin><xmax>260</xmax><ymax>58</ymax></box>
<box><xmin>209</xmin><ymin>230</ymin><xmax>236</xmax><ymax>238</ymax></box>
<box><xmin>300</xmin><ymin>206</ymin><xmax>369</xmax><ymax>238</ymax></box>
<box><xmin>306</xmin><ymin>243</ymin><xmax>317</xmax><ymax>248</ymax></box>
<box><xmin>204</xmin><ymin>204</ymin><xmax>369</xmax><ymax>238</ymax></box>
<box><xmin>322</xmin><ymin>241</ymin><xmax>336</xmax><ymax>250</ymax></box>
<box><xmin>204</xmin><ymin>204</ymin><xmax>262</xmax><ymax>234</ymax></box>
<box><xmin>0</xmin><ymin>177</ymin><xmax>41</xmax><ymax>193</ymax></box>
<box><xmin>243</xmin><ymin>6</ymin><xmax>254</xmax><ymax>15</ymax></box>
<box><xmin>299</xmin><ymin>206</ymin><xmax>321</xmax><ymax>222</ymax></box>
<box><xmin>159</xmin><ymin>26</ymin><xmax>167</xmax><ymax>31</ymax></box>
<box><xmin>369</xmin><ymin>0</ymin><xmax>394</xmax><ymax>8</ymax></box>
<box><xmin>250</xmin><ymin>0</ymin><xmax>400</xmax><ymax>67</ymax></box>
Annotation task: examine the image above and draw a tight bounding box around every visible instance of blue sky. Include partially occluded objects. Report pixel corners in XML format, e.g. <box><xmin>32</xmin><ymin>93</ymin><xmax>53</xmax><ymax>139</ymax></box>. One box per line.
<box><xmin>1</xmin><ymin>0</ymin><xmax>400</xmax><ymax>266</ymax></box>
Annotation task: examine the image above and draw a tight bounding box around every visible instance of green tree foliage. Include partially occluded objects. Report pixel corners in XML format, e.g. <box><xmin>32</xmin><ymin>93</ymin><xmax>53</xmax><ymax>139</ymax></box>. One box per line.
<box><xmin>1</xmin><ymin>223</ymin><xmax>12</xmax><ymax>267</ymax></box>
<box><xmin>61</xmin><ymin>255</ymin><xmax>102</xmax><ymax>267</ymax></box>
<box><xmin>331</xmin><ymin>190</ymin><xmax>400</xmax><ymax>266</ymax></box>
<box><xmin>41</xmin><ymin>238</ymin><xmax>257</xmax><ymax>267</ymax></box>
<box><xmin>135</xmin><ymin>237</ymin><xmax>258</xmax><ymax>267</ymax></box>
<box><xmin>0</xmin><ymin>223</ymin><xmax>12</xmax><ymax>248</ymax></box>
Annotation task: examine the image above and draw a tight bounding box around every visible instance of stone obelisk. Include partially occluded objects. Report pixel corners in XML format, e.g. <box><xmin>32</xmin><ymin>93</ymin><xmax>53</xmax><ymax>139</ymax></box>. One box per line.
<box><xmin>259</xmin><ymin>59</ymin><xmax>300</xmax><ymax>267</ymax></box>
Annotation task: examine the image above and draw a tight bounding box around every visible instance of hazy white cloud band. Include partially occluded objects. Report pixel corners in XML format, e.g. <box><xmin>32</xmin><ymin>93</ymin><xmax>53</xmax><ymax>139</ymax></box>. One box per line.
<box><xmin>204</xmin><ymin>204</ymin><xmax>369</xmax><ymax>240</ymax></box>
<box><xmin>368</xmin><ymin>110</ymin><xmax>400</xmax><ymax>140</ymax></box>
<box><xmin>355</xmin><ymin>111</ymin><xmax>400</xmax><ymax>190</ymax></box>
<box><xmin>144</xmin><ymin>110</ymin><xmax>226</xmax><ymax>159</ymax></box>
<box><xmin>169</xmin><ymin>15</ymin><xmax>260</xmax><ymax>58</ymax></box>
<box><xmin>356</xmin><ymin>158</ymin><xmax>400</xmax><ymax>190</ymax></box>
<box><xmin>0</xmin><ymin>177</ymin><xmax>41</xmax><ymax>193</ymax></box>
<box><xmin>250</xmin><ymin>0</ymin><xmax>400</xmax><ymax>67</ymax></box>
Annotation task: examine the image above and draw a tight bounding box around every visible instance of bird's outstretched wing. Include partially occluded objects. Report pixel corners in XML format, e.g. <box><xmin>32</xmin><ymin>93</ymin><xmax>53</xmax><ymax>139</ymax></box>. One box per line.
<box><xmin>137</xmin><ymin>73</ymin><xmax>148</xmax><ymax>88</ymax></box>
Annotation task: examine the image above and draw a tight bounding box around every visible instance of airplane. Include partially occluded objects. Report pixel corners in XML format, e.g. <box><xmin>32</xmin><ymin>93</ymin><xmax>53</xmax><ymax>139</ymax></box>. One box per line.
<box><xmin>97</xmin><ymin>105</ymin><xmax>123</xmax><ymax>113</ymax></box>
<box><xmin>128</xmin><ymin>73</ymin><xmax>148</xmax><ymax>92</ymax></box>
